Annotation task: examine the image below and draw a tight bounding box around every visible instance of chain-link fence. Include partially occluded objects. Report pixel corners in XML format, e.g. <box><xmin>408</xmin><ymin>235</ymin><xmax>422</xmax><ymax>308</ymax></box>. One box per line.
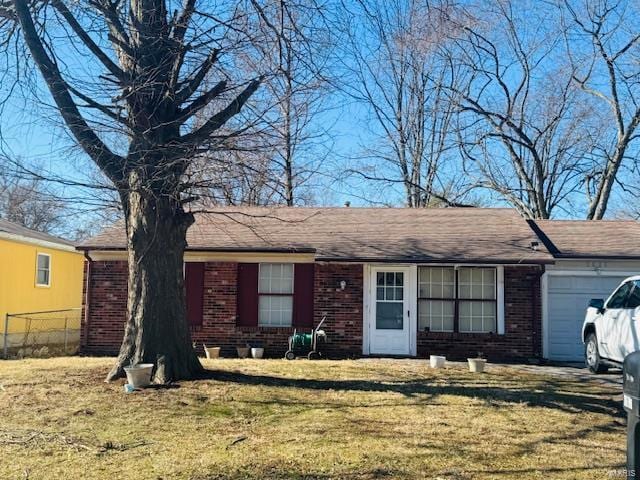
<box><xmin>2</xmin><ymin>308</ymin><xmax>82</xmax><ymax>359</ymax></box>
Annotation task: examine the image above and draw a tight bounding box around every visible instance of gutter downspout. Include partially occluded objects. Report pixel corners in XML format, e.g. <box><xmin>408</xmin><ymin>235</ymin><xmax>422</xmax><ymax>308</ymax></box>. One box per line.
<box><xmin>82</xmin><ymin>251</ymin><xmax>93</xmax><ymax>351</ymax></box>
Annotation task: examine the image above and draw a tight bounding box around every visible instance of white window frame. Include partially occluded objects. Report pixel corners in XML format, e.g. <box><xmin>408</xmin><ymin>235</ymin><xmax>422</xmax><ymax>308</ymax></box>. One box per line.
<box><xmin>35</xmin><ymin>252</ymin><xmax>51</xmax><ymax>287</ymax></box>
<box><xmin>418</xmin><ymin>267</ymin><xmax>456</xmax><ymax>333</ymax></box>
<box><xmin>416</xmin><ymin>265</ymin><xmax>503</xmax><ymax>334</ymax></box>
<box><xmin>457</xmin><ymin>267</ymin><xmax>498</xmax><ymax>333</ymax></box>
<box><xmin>258</xmin><ymin>263</ymin><xmax>294</xmax><ymax>327</ymax></box>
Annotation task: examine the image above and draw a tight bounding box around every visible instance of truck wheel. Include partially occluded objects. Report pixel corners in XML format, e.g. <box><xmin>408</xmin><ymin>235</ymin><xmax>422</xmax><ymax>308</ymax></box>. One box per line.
<box><xmin>285</xmin><ymin>350</ymin><xmax>295</xmax><ymax>360</ymax></box>
<box><xmin>585</xmin><ymin>333</ymin><xmax>608</xmax><ymax>373</ymax></box>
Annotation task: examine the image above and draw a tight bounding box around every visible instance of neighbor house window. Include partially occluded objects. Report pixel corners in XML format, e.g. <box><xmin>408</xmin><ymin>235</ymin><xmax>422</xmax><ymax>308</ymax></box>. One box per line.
<box><xmin>36</xmin><ymin>253</ymin><xmax>51</xmax><ymax>287</ymax></box>
<box><xmin>258</xmin><ymin>263</ymin><xmax>294</xmax><ymax>327</ymax></box>
<box><xmin>418</xmin><ymin>266</ymin><xmax>497</xmax><ymax>333</ymax></box>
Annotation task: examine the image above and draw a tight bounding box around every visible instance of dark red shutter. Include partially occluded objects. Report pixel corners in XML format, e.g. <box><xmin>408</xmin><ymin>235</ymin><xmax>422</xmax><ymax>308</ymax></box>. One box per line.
<box><xmin>185</xmin><ymin>262</ymin><xmax>205</xmax><ymax>327</ymax></box>
<box><xmin>237</xmin><ymin>263</ymin><xmax>259</xmax><ymax>326</ymax></box>
<box><xmin>293</xmin><ymin>263</ymin><xmax>315</xmax><ymax>328</ymax></box>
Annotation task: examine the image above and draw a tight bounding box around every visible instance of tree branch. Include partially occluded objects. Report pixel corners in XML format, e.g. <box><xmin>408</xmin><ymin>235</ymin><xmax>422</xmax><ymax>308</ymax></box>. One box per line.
<box><xmin>179</xmin><ymin>78</ymin><xmax>261</xmax><ymax>145</ymax></box>
<box><xmin>13</xmin><ymin>0</ymin><xmax>124</xmax><ymax>181</ymax></box>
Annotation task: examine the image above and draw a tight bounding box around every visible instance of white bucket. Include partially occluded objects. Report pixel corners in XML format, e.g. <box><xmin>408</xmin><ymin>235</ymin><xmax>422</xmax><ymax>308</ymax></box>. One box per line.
<box><xmin>124</xmin><ymin>363</ymin><xmax>154</xmax><ymax>388</ymax></box>
<box><xmin>430</xmin><ymin>355</ymin><xmax>446</xmax><ymax>369</ymax></box>
<box><xmin>251</xmin><ymin>347</ymin><xmax>264</xmax><ymax>359</ymax></box>
<box><xmin>467</xmin><ymin>358</ymin><xmax>487</xmax><ymax>373</ymax></box>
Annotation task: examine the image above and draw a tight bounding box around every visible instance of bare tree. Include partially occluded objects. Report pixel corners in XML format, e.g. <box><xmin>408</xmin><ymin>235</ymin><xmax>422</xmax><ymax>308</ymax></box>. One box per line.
<box><xmin>0</xmin><ymin>1</ymin><xmax>273</xmax><ymax>381</ymax></box>
<box><xmin>444</xmin><ymin>0</ymin><xmax>599</xmax><ymax>219</ymax></box>
<box><xmin>0</xmin><ymin>173</ymin><xmax>67</xmax><ymax>233</ymax></box>
<box><xmin>340</xmin><ymin>0</ymin><xmax>470</xmax><ymax>207</ymax></box>
<box><xmin>561</xmin><ymin>0</ymin><xmax>640</xmax><ymax>219</ymax></box>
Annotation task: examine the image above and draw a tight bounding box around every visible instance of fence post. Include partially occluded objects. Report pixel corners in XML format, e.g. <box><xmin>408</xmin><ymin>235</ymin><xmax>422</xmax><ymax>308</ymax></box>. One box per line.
<box><xmin>3</xmin><ymin>314</ymin><xmax>8</xmax><ymax>359</ymax></box>
<box><xmin>63</xmin><ymin>316</ymin><xmax>68</xmax><ymax>354</ymax></box>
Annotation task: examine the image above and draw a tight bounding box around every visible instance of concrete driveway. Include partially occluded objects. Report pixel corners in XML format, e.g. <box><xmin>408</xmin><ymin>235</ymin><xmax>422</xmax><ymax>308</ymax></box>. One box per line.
<box><xmin>508</xmin><ymin>362</ymin><xmax>622</xmax><ymax>388</ymax></box>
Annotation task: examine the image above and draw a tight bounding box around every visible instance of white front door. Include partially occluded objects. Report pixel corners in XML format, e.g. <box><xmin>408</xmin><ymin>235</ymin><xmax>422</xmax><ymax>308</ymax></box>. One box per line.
<box><xmin>369</xmin><ymin>267</ymin><xmax>412</xmax><ymax>355</ymax></box>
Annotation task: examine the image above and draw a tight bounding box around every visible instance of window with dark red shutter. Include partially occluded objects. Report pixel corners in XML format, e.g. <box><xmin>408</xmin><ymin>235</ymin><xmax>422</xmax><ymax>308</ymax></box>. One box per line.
<box><xmin>185</xmin><ymin>262</ymin><xmax>205</xmax><ymax>327</ymax></box>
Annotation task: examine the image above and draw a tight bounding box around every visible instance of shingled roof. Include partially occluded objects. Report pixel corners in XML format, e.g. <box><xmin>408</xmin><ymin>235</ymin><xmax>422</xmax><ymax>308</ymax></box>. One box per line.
<box><xmin>532</xmin><ymin>219</ymin><xmax>640</xmax><ymax>259</ymax></box>
<box><xmin>79</xmin><ymin>207</ymin><xmax>553</xmax><ymax>264</ymax></box>
<box><xmin>0</xmin><ymin>219</ymin><xmax>74</xmax><ymax>248</ymax></box>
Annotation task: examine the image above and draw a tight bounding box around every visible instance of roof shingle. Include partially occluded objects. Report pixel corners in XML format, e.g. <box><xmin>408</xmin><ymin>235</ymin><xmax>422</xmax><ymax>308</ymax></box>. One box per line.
<box><xmin>80</xmin><ymin>207</ymin><xmax>553</xmax><ymax>264</ymax></box>
<box><xmin>532</xmin><ymin>219</ymin><xmax>640</xmax><ymax>259</ymax></box>
<box><xmin>0</xmin><ymin>219</ymin><xmax>74</xmax><ymax>247</ymax></box>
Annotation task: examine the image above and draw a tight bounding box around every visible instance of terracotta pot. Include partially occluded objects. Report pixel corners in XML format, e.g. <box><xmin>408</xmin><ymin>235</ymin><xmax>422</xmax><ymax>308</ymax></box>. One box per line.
<box><xmin>204</xmin><ymin>346</ymin><xmax>221</xmax><ymax>359</ymax></box>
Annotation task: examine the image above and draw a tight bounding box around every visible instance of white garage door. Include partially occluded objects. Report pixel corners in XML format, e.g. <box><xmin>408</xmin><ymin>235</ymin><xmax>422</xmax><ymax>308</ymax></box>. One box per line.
<box><xmin>547</xmin><ymin>275</ymin><xmax>627</xmax><ymax>361</ymax></box>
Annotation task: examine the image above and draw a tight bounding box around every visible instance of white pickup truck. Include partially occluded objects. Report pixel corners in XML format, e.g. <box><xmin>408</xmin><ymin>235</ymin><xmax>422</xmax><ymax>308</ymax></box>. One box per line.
<box><xmin>583</xmin><ymin>275</ymin><xmax>640</xmax><ymax>373</ymax></box>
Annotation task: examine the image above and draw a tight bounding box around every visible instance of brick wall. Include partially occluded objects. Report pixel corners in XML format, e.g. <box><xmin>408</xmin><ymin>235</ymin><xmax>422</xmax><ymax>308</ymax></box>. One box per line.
<box><xmin>81</xmin><ymin>260</ymin><xmax>128</xmax><ymax>354</ymax></box>
<box><xmin>417</xmin><ymin>266</ymin><xmax>543</xmax><ymax>360</ymax></box>
<box><xmin>81</xmin><ymin>261</ymin><xmax>541</xmax><ymax>361</ymax></box>
<box><xmin>81</xmin><ymin>261</ymin><xmax>365</xmax><ymax>358</ymax></box>
<box><xmin>313</xmin><ymin>263</ymin><xmax>363</xmax><ymax>357</ymax></box>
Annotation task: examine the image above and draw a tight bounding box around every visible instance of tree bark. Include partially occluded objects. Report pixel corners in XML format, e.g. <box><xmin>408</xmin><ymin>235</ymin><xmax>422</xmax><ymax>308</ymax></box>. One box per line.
<box><xmin>106</xmin><ymin>170</ymin><xmax>203</xmax><ymax>383</ymax></box>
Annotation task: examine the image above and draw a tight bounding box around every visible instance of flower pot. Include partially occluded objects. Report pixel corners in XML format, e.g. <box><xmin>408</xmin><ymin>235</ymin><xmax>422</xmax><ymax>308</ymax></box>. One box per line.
<box><xmin>251</xmin><ymin>347</ymin><xmax>264</xmax><ymax>359</ymax></box>
<box><xmin>123</xmin><ymin>363</ymin><xmax>154</xmax><ymax>388</ymax></box>
<box><xmin>467</xmin><ymin>358</ymin><xmax>487</xmax><ymax>373</ymax></box>
<box><xmin>204</xmin><ymin>346</ymin><xmax>221</xmax><ymax>359</ymax></box>
<box><xmin>430</xmin><ymin>355</ymin><xmax>446</xmax><ymax>369</ymax></box>
<box><xmin>236</xmin><ymin>347</ymin><xmax>250</xmax><ymax>359</ymax></box>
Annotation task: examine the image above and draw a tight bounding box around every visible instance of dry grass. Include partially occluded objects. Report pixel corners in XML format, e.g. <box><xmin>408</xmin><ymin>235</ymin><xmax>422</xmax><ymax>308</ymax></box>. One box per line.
<box><xmin>0</xmin><ymin>357</ymin><xmax>626</xmax><ymax>480</ymax></box>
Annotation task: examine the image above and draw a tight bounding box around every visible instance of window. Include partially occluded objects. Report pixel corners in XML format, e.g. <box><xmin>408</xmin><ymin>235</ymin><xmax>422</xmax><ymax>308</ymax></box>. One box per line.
<box><xmin>418</xmin><ymin>266</ymin><xmax>497</xmax><ymax>333</ymax></box>
<box><xmin>36</xmin><ymin>253</ymin><xmax>51</xmax><ymax>286</ymax></box>
<box><xmin>418</xmin><ymin>267</ymin><xmax>455</xmax><ymax>332</ymax></box>
<box><xmin>258</xmin><ymin>263</ymin><xmax>294</xmax><ymax>327</ymax></box>
<box><xmin>627</xmin><ymin>282</ymin><xmax>640</xmax><ymax>309</ymax></box>
<box><xmin>458</xmin><ymin>267</ymin><xmax>496</xmax><ymax>333</ymax></box>
<box><xmin>607</xmin><ymin>281</ymin><xmax>633</xmax><ymax>309</ymax></box>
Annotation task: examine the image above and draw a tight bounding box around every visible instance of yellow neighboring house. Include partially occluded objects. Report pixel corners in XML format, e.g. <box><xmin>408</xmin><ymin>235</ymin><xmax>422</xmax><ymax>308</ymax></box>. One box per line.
<box><xmin>0</xmin><ymin>220</ymin><xmax>84</xmax><ymax>357</ymax></box>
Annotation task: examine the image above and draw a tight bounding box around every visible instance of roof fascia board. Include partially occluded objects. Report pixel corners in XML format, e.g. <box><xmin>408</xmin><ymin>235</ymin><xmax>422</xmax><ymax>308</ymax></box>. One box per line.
<box><xmin>0</xmin><ymin>231</ymin><xmax>77</xmax><ymax>252</ymax></box>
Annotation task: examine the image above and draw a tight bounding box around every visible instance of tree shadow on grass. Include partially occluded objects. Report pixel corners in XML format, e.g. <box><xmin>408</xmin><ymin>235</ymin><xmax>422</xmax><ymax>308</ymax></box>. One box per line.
<box><xmin>199</xmin><ymin>369</ymin><xmax>623</xmax><ymax>417</ymax></box>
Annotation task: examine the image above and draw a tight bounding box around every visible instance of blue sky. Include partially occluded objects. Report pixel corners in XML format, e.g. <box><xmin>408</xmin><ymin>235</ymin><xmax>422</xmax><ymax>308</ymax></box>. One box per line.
<box><xmin>0</xmin><ymin>0</ymin><xmax>637</xmax><ymax>224</ymax></box>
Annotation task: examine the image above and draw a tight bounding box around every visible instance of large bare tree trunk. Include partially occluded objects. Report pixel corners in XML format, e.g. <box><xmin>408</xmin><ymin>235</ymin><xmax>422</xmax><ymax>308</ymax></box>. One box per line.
<box><xmin>106</xmin><ymin>172</ymin><xmax>203</xmax><ymax>382</ymax></box>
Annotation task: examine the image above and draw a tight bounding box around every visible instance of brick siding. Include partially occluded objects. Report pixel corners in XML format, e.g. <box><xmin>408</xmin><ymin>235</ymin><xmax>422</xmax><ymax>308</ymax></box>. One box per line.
<box><xmin>81</xmin><ymin>260</ymin><xmax>128</xmax><ymax>355</ymax></box>
<box><xmin>81</xmin><ymin>261</ymin><xmax>541</xmax><ymax>360</ymax></box>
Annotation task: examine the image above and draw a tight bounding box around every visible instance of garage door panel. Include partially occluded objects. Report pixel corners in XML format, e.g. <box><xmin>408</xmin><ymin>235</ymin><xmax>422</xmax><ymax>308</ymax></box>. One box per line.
<box><xmin>547</xmin><ymin>275</ymin><xmax>629</xmax><ymax>361</ymax></box>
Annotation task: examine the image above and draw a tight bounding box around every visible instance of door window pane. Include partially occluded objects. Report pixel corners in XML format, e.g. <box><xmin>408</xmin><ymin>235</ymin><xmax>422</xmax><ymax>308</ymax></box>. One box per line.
<box><xmin>376</xmin><ymin>302</ymin><xmax>403</xmax><ymax>329</ymax></box>
<box><xmin>375</xmin><ymin>271</ymin><xmax>405</xmax><ymax>330</ymax></box>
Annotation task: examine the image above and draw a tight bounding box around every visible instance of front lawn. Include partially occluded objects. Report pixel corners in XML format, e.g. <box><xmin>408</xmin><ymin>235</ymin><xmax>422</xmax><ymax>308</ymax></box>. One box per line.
<box><xmin>0</xmin><ymin>357</ymin><xmax>625</xmax><ymax>479</ymax></box>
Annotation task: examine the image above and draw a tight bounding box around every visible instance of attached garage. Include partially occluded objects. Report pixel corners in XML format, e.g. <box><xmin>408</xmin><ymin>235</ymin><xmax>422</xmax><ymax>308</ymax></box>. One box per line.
<box><xmin>532</xmin><ymin>219</ymin><xmax>640</xmax><ymax>363</ymax></box>
<box><xmin>544</xmin><ymin>273</ymin><xmax>628</xmax><ymax>361</ymax></box>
